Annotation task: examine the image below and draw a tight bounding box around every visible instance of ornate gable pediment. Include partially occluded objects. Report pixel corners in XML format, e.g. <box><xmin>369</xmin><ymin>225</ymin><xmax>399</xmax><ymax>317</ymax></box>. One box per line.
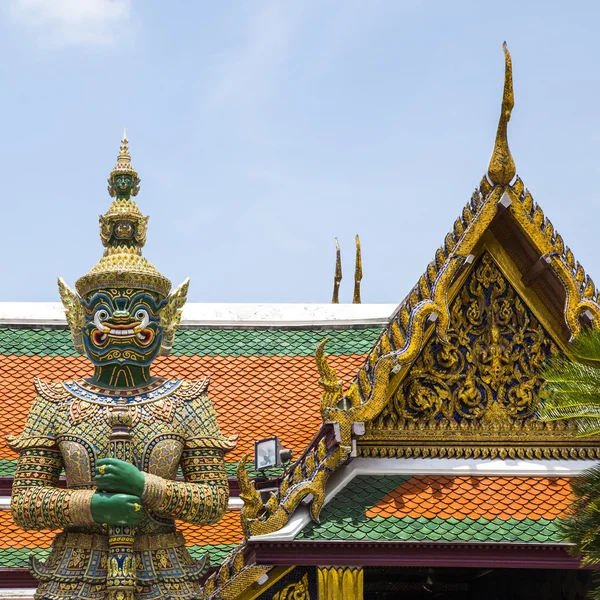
<box><xmin>360</xmin><ymin>251</ymin><xmax>598</xmax><ymax>459</ymax></box>
<box><xmin>375</xmin><ymin>252</ymin><xmax>557</xmax><ymax>430</ymax></box>
<box><xmin>209</xmin><ymin>45</ymin><xmax>600</xmax><ymax>600</ymax></box>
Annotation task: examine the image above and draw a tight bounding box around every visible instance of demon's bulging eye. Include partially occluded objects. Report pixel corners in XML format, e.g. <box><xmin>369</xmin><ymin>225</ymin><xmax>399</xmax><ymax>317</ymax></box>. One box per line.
<box><xmin>135</xmin><ymin>309</ymin><xmax>148</xmax><ymax>322</ymax></box>
<box><xmin>97</xmin><ymin>310</ymin><xmax>109</xmax><ymax>321</ymax></box>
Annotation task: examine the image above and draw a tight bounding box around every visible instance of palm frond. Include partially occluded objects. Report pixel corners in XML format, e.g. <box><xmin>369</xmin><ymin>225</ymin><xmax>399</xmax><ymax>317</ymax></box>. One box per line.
<box><xmin>544</xmin><ymin>360</ymin><xmax>600</xmax><ymax>389</ymax></box>
<box><xmin>539</xmin><ymin>329</ymin><xmax>600</xmax><ymax>585</ymax></box>
<box><xmin>539</xmin><ymin>404</ymin><xmax>600</xmax><ymax>420</ymax></box>
<box><xmin>569</xmin><ymin>328</ymin><xmax>600</xmax><ymax>362</ymax></box>
<box><xmin>540</xmin><ymin>330</ymin><xmax>600</xmax><ymax>435</ymax></box>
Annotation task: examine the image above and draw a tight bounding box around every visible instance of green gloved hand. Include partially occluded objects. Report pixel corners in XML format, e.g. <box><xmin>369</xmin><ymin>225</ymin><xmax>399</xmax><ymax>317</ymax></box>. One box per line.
<box><xmin>91</xmin><ymin>492</ymin><xmax>143</xmax><ymax>526</ymax></box>
<box><xmin>95</xmin><ymin>458</ymin><xmax>146</xmax><ymax>497</ymax></box>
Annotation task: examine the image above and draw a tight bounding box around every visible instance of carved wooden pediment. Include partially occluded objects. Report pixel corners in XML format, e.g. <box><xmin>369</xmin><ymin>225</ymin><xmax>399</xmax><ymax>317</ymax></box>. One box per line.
<box><xmin>360</xmin><ymin>251</ymin><xmax>600</xmax><ymax>460</ymax></box>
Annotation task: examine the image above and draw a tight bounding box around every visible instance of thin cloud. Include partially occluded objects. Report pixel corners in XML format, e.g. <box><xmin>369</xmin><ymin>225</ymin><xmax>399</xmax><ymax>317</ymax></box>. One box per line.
<box><xmin>7</xmin><ymin>0</ymin><xmax>133</xmax><ymax>47</ymax></box>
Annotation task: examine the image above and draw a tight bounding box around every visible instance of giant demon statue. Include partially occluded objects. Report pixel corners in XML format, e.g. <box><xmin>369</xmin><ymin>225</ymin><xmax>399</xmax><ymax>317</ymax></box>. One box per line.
<box><xmin>7</xmin><ymin>133</ymin><xmax>236</xmax><ymax>600</ymax></box>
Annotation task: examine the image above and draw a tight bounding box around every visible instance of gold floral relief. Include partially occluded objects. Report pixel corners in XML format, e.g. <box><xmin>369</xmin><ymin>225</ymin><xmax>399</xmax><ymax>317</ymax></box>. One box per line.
<box><xmin>373</xmin><ymin>252</ymin><xmax>559</xmax><ymax>431</ymax></box>
<box><xmin>273</xmin><ymin>573</ymin><xmax>310</xmax><ymax>600</ymax></box>
<box><xmin>59</xmin><ymin>440</ymin><xmax>93</xmax><ymax>487</ymax></box>
<box><xmin>147</xmin><ymin>439</ymin><xmax>183</xmax><ymax>480</ymax></box>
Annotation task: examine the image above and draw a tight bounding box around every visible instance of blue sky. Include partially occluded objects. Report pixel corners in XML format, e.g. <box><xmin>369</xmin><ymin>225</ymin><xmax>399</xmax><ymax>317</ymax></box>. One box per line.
<box><xmin>0</xmin><ymin>0</ymin><xmax>598</xmax><ymax>303</ymax></box>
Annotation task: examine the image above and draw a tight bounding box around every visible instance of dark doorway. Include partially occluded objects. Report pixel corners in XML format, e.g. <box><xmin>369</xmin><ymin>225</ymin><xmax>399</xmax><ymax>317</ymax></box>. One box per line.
<box><xmin>364</xmin><ymin>566</ymin><xmax>593</xmax><ymax>599</ymax></box>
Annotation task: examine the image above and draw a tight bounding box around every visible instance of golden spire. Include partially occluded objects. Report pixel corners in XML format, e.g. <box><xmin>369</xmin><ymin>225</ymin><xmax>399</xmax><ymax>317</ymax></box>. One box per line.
<box><xmin>75</xmin><ymin>131</ymin><xmax>171</xmax><ymax>298</ymax></box>
<box><xmin>487</xmin><ymin>42</ymin><xmax>516</xmax><ymax>187</ymax></box>
<box><xmin>331</xmin><ymin>238</ymin><xmax>342</xmax><ymax>304</ymax></box>
<box><xmin>117</xmin><ymin>127</ymin><xmax>131</xmax><ymax>165</ymax></box>
<box><xmin>108</xmin><ymin>127</ymin><xmax>140</xmax><ymax>196</ymax></box>
<box><xmin>353</xmin><ymin>234</ymin><xmax>362</xmax><ymax>304</ymax></box>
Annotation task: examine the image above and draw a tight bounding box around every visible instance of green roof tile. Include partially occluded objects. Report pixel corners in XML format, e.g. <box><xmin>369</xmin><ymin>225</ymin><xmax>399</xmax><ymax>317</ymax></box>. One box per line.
<box><xmin>296</xmin><ymin>476</ymin><xmax>566</xmax><ymax>544</ymax></box>
<box><xmin>0</xmin><ymin>544</ymin><xmax>238</xmax><ymax>570</ymax></box>
<box><xmin>0</xmin><ymin>460</ymin><xmax>16</xmax><ymax>477</ymax></box>
<box><xmin>0</xmin><ymin>327</ymin><xmax>382</xmax><ymax>358</ymax></box>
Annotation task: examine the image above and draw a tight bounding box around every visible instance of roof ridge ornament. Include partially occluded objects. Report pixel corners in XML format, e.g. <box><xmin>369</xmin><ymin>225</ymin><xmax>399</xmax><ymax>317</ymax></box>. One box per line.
<box><xmin>353</xmin><ymin>235</ymin><xmax>362</xmax><ymax>304</ymax></box>
<box><xmin>331</xmin><ymin>236</ymin><xmax>363</xmax><ymax>304</ymax></box>
<box><xmin>487</xmin><ymin>42</ymin><xmax>516</xmax><ymax>187</ymax></box>
<box><xmin>332</xmin><ymin>238</ymin><xmax>342</xmax><ymax>304</ymax></box>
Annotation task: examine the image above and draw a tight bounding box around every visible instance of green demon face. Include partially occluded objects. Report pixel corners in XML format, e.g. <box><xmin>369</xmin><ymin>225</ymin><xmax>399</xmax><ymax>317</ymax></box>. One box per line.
<box><xmin>81</xmin><ymin>289</ymin><xmax>166</xmax><ymax>368</ymax></box>
<box><xmin>113</xmin><ymin>174</ymin><xmax>133</xmax><ymax>197</ymax></box>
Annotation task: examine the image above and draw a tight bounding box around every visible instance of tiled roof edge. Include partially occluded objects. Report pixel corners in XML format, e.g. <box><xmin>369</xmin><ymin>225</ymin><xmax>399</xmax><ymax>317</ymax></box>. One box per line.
<box><xmin>0</xmin><ymin>303</ymin><xmax>396</xmax><ymax>329</ymax></box>
<box><xmin>249</xmin><ymin>456</ymin><xmax>597</xmax><ymax>543</ymax></box>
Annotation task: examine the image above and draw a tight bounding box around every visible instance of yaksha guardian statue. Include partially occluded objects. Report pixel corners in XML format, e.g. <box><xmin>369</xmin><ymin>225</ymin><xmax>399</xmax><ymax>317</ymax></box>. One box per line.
<box><xmin>7</xmin><ymin>133</ymin><xmax>236</xmax><ymax>599</ymax></box>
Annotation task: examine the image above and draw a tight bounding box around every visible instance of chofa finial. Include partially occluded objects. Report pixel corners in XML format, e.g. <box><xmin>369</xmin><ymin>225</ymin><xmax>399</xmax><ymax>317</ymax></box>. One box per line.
<box><xmin>331</xmin><ymin>236</ymin><xmax>363</xmax><ymax>304</ymax></box>
<box><xmin>353</xmin><ymin>235</ymin><xmax>362</xmax><ymax>304</ymax></box>
<box><xmin>487</xmin><ymin>42</ymin><xmax>516</xmax><ymax>187</ymax></box>
<box><xmin>332</xmin><ymin>238</ymin><xmax>342</xmax><ymax>304</ymax></box>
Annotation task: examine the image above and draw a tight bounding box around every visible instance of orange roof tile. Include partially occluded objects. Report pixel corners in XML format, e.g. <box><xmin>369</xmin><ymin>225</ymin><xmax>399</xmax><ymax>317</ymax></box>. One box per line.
<box><xmin>0</xmin><ymin>353</ymin><xmax>365</xmax><ymax>462</ymax></box>
<box><xmin>365</xmin><ymin>476</ymin><xmax>573</xmax><ymax>521</ymax></box>
<box><xmin>0</xmin><ymin>509</ymin><xmax>242</xmax><ymax>550</ymax></box>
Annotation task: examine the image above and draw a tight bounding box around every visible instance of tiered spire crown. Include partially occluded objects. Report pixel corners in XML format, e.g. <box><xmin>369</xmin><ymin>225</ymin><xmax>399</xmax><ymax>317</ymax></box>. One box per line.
<box><xmin>75</xmin><ymin>132</ymin><xmax>171</xmax><ymax>298</ymax></box>
<box><xmin>107</xmin><ymin>128</ymin><xmax>140</xmax><ymax>196</ymax></box>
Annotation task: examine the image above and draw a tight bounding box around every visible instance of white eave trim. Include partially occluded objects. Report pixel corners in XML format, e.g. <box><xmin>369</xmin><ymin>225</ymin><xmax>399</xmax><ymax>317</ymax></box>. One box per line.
<box><xmin>0</xmin><ymin>496</ymin><xmax>243</xmax><ymax>512</ymax></box>
<box><xmin>0</xmin><ymin>302</ymin><xmax>397</xmax><ymax>328</ymax></box>
<box><xmin>249</xmin><ymin>456</ymin><xmax>599</xmax><ymax>542</ymax></box>
<box><xmin>0</xmin><ymin>591</ymin><xmax>36</xmax><ymax>599</ymax></box>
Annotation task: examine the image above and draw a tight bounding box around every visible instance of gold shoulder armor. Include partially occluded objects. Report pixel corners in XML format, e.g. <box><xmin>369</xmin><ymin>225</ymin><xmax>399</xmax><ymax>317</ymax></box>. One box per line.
<box><xmin>174</xmin><ymin>377</ymin><xmax>210</xmax><ymax>401</ymax></box>
<box><xmin>34</xmin><ymin>378</ymin><xmax>70</xmax><ymax>403</ymax></box>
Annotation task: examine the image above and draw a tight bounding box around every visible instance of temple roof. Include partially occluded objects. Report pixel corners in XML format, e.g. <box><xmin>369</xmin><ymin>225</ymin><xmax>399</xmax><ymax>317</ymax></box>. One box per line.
<box><xmin>296</xmin><ymin>474</ymin><xmax>571</xmax><ymax>544</ymax></box>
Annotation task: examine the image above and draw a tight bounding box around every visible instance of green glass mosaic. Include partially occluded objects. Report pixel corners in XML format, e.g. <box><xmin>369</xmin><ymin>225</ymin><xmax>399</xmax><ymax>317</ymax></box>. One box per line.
<box><xmin>296</xmin><ymin>476</ymin><xmax>564</xmax><ymax>544</ymax></box>
<box><xmin>0</xmin><ymin>327</ymin><xmax>382</xmax><ymax>358</ymax></box>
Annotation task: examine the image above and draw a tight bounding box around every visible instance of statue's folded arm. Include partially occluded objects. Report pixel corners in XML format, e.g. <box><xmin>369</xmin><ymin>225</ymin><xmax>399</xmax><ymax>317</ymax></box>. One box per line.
<box><xmin>7</xmin><ymin>397</ymin><xmax>96</xmax><ymax>531</ymax></box>
<box><xmin>142</xmin><ymin>392</ymin><xmax>237</xmax><ymax>525</ymax></box>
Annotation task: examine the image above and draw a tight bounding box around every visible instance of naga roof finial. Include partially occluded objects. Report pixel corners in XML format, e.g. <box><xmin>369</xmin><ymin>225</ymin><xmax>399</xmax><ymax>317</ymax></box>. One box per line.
<box><xmin>487</xmin><ymin>42</ymin><xmax>516</xmax><ymax>187</ymax></box>
<box><xmin>353</xmin><ymin>234</ymin><xmax>362</xmax><ymax>304</ymax></box>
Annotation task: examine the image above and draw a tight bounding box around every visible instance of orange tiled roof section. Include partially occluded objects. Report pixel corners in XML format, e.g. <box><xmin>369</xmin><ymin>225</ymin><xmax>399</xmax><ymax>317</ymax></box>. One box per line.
<box><xmin>0</xmin><ymin>353</ymin><xmax>365</xmax><ymax>462</ymax></box>
<box><xmin>366</xmin><ymin>476</ymin><xmax>573</xmax><ymax>521</ymax></box>
<box><xmin>0</xmin><ymin>509</ymin><xmax>243</xmax><ymax>550</ymax></box>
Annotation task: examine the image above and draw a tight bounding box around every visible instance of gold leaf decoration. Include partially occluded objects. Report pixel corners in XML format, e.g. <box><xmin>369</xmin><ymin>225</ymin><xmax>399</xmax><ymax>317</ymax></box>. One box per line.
<box><xmin>273</xmin><ymin>573</ymin><xmax>310</xmax><ymax>600</ymax></box>
<box><xmin>372</xmin><ymin>252</ymin><xmax>558</xmax><ymax>431</ymax></box>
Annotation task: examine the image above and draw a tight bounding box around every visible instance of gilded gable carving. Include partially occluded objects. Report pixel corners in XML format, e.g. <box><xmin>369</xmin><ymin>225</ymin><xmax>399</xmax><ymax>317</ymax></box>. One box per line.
<box><xmin>374</xmin><ymin>252</ymin><xmax>558</xmax><ymax>430</ymax></box>
<box><xmin>357</xmin><ymin>252</ymin><xmax>600</xmax><ymax>459</ymax></box>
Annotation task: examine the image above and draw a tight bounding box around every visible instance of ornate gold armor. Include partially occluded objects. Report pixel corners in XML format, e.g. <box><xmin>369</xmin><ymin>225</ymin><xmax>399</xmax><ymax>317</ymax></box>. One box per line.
<box><xmin>9</xmin><ymin>377</ymin><xmax>235</xmax><ymax>599</ymax></box>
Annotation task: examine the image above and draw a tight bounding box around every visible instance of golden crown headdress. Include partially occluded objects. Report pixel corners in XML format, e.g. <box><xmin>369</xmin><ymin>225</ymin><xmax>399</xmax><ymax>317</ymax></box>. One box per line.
<box><xmin>74</xmin><ymin>132</ymin><xmax>172</xmax><ymax>298</ymax></box>
<box><xmin>59</xmin><ymin>131</ymin><xmax>189</xmax><ymax>356</ymax></box>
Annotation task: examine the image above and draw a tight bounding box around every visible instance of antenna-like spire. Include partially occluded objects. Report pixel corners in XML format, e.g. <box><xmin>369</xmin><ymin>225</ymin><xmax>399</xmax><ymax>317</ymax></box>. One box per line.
<box><xmin>353</xmin><ymin>235</ymin><xmax>362</xmax><ymax>304</ymax></box>
<box><xmin>116</xmin><ymin>127</ymin><xmax>132</xmax><ymax>167</ymax></box>
<box><xmin>332</xmin><ymin>238</ymin><xmax>342</xmax><ymax>304</ymax></box>
<box><xmin>487</xmin><ymin>42</ymin><xmax>516</xmax><ymax>187</ymax></box>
